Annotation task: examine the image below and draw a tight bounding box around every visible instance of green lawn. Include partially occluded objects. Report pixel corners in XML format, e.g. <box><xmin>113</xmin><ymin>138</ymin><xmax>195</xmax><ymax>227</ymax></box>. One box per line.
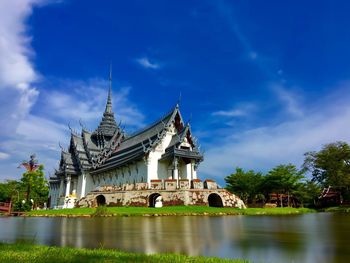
<box><xmin>25</xmin><ymin>206</ymin><xmax>316</xmax><ymax>217</ymax></box>
<box><xmin>0</xmin><ymin>243</ymin><xmax>247</xmax><ymax>263</ymax></box>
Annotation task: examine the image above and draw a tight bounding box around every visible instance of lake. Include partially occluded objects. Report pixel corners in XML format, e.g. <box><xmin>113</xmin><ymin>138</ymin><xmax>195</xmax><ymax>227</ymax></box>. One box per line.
<box><xmin>0</xmin><ymin>212</ymin><xmax>349</xmax><ymax>262</ymax></box>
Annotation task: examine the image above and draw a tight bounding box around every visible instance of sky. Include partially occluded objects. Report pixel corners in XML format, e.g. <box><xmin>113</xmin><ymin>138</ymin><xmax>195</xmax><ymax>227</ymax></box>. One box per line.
<box><xmin>1</xmin><ymin>0</ymin><xmax>350</xmax><ymax>185</ymax></box>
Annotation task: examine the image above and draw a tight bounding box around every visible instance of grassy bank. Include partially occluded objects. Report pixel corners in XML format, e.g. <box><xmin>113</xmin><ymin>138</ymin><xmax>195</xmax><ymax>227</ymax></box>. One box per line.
<box><xmin>0</xmin><ymin>243</ymin><xmax>247</xmax><ymax>263</ymax></box>
<box><xmin>323</xmin><ymin>206</ymin><xmax>350</xmax><ymax>213</ymax></box>
<box><xmin>25</xmin><ymin>206</ymin><xmax>316</xmax><ymax>217</ymax></box>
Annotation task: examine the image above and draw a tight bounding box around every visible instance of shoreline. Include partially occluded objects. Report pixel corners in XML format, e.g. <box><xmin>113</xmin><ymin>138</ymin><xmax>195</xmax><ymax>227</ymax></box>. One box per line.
<box><xmin>0</xmin><ymin>243</ymin><xmax>247</xmax><ymax>263</ymax></box>
<box><xmin>21</xmin><ymin>206</ymin><xmax>317</xmax><ymax>218</ymax></box>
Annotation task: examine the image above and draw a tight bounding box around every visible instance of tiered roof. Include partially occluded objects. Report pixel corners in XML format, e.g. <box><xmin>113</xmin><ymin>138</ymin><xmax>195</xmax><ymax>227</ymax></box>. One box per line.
<box><xmin>92</xmin><ymin>86</ymin><xmax>118</xmax><ymax>138</ymax></box>
<box><xmin>53</xmin><ymin>78</ymin><xmax>203</xmax><ymax>179</ymax></box>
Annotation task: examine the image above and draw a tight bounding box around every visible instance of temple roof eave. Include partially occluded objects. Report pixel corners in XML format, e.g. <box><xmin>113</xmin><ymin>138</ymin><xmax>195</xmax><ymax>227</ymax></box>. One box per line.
<box><xmin>160</xmin><ymin>147</ymin><xmax>203</xmax><ymax>161</ymax></box>
<box><xmin>90</xmin><ymin>151</ymin><xmax>145</xmax><ymax>175</ymax></box>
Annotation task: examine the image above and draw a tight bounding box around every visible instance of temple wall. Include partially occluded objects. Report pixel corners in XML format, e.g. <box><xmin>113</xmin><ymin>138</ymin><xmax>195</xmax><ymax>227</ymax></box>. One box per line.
<box><xmin>157</xmin><ymin>160</ymin><xmax>170</xmax><ymax>180</ymax></box>
<box><xmin>178</xmin><ymin>160</ymin><xmax>186</xmax><ymax>179</ymax></box>
<box><xmin>137</xmin><ymin>160</ymin><xmax>147</xmax><ymax>182</ymax></box>
<box><xmin>146</xmin><ymin>129</ymin><xmax>175</xmax><ymax>182</ymax></box>
<box><xmin>82</xmin><ymin>160</ymin><xmax>148</xmax><ymax>195</ymax></box>
<box><xmin>85</xmin><ymin>173</ymin><xmax>95</xmax><ymax>194</ymax></box>
<box><xmin>48</xmin><ymin>183</ymin><xmax>60</xmax><ymax>208</ymax></box>
<box><xmin>76</xmin><ymin>174</ymin><xmax>83</xmax><ymax>198</ymax></box>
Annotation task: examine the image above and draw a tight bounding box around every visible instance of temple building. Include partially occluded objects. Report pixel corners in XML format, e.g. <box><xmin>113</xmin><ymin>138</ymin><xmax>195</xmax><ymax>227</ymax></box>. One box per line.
<box><xmin>48</xmin><ymin>73</ymin><xmax>244</xmax><ymax>209</ymax></box>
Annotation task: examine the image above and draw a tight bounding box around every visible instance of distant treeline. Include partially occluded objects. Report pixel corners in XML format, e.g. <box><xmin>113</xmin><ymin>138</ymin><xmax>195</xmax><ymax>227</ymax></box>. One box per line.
<box><xmin>225</xmin><ymin>141</ymin><xmax>350</xmax><ymax>207</ymax></box>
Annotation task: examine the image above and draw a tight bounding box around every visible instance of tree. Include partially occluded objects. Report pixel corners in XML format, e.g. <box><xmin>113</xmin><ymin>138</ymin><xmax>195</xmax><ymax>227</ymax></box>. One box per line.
<box><xmin>21</xmin><ymin>164</ymin><xmax>48</xmax><ymax>207</ymax></box>
<box><xmin>18</xmin><ymin>154</ymin><xmax>49</xmax><ymax>209</ymax></box>
<box><xmin>225</xmin><ymin>167</ymin><xmax>263</xmax><ymax>205</ymax></box>
<box><xmin>293</xmin><ymin>180</ymin><xmax>321</xmax><ymax>207</ymax></box>
<box><xmin>303</xmin><ymin>141</ymin><xmax>350</xmax><ymax>200</ymax></box>
<box><xmin>263</xmin><ymin>164</ymin><xmax>304</xmax><ymax>207</ymax></box>
<box><xmin>0</xmin><ymin>180</ymin><xmax>22</xmax><ymax>202</ymax></box>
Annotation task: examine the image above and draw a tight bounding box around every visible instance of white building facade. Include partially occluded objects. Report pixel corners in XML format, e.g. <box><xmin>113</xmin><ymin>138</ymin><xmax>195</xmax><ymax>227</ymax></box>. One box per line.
<box><xmin>48</xmin><ymin>81</ymin><xmax>203</xmax><ymax>208</ymax></box>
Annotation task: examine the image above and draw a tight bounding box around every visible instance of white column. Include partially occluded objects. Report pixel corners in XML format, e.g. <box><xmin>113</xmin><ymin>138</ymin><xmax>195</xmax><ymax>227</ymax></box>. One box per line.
<box><xmin>81</xmin><ymin>173</ymin><xmax>86</xmax><ymax>198</ymax></box>
<box><xmin>65</xmin><ymin>176</ymin><xmax>71</xmax><ymax>197</ymax></box>
<box><xmin>193</xmin><ymin>162</ymin><xmax>198</xmax><ymax>180</ymax></box>
<box><xmin>173</xmin><ymin>158</ymin><xmax>179</xmax><ymax>188</ymax></box>
<box><xmin>186</xmin><ymin>163</ymin><xmax>191</xmax><ymax>180</ymax></box>
<box><xmin>190</xmin><ymin>161</ymin><xmax>194</xmax><ymax>181</ymax></box>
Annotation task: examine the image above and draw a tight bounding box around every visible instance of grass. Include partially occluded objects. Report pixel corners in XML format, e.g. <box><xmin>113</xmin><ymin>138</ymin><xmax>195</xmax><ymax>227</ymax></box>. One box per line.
<box><xmin>25</xmin><ymin>206</ymin><xmax>316</xmax><ymax>217</ymax></box>
<box><xmin>0</xmin><ymin>242</ymin><xmax>247</xmax><ymax>263</ymax></box>
<box><xmin>91</xmin><ymin>206</ymin><xmax>111</xmax><ymax>217</ymax></box>
<box><xmin>323</xmin><ymin>206</ymin><xmax>350</xmax><ymax>213</ymax></box>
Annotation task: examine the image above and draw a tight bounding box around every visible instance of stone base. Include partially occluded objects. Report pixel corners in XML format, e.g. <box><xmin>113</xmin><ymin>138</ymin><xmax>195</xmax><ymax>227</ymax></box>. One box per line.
<box><xmin>78</xmin><ymin>189</ymin><xmax>246</xmax><ymax>209</ymax></box>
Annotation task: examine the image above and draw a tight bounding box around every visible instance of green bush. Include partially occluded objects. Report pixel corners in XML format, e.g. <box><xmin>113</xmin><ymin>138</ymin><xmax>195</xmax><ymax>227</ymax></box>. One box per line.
<box><xmin>13</xmin><ymin>201</ymin><xmax>31</xmax><ymax>212</ymax></box>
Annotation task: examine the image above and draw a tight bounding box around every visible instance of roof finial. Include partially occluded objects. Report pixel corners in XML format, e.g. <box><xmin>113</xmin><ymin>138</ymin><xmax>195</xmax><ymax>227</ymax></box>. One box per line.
<box><xmin>59</xmin><ymin>142</ymin><xmax>64</xmax><ymax>151</ymax></box>
<box><xmin>176</xmin><ymin>91</ymin><xmax>181</xmax><ymax>108</ymax></box>
<box><xmin>188</xmin><ymin>113</ymin><xmax>192</xmax><ymax>124</ymax></box>
<box><xmin>68</xmin><ymin>122</ymin><xmax>73</xmax><ymax>133</ymax></box>
<box><xmin>105</xmin><ymin>63</ymin><xmax>113</xmax><ymax>114</ymax></box>
<box><xmin>79</xmin><ymin>118</ymin><xmax>86</xmax><ymax>130</ymax></box>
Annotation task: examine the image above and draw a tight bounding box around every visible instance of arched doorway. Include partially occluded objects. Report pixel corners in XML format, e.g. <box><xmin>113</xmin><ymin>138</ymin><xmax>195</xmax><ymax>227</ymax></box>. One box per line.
<box><xmin>208</xmin><ymin>193</ymin><xmax>223</xmax><ymax>207</ymax></box>
<box><xmin>96</xmin><ymin>195</ymin><xmax>106</xmax><ymax>206</ymax></box>
<box><xmin>149</xmin><ymin>193</ymin><xmax>161</xmax><ymax>207</ymax></box>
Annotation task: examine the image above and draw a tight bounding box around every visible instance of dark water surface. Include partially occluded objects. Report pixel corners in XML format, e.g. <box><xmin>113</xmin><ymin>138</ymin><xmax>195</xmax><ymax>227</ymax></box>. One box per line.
<box><xmin>0</xmin><ymin>213</ymin><xmax>349</xmax><ymax>263</ymax></box>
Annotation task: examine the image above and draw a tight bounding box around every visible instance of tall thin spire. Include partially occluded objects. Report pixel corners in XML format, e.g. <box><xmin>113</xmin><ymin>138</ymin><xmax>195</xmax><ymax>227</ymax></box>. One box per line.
<box><xmin>91</xmin><ymin>64</ymin><xmax>118</xmax><ymax>141</ymax></box>
<box><xmin>105</xmin><ymin>63</ymin><xmax>113</xmax><ymax>114</ymax></box>
<box><xmin>109</xmin><ymin>62</ymin><xmax>112</xmax><ymax>91</ymax></box>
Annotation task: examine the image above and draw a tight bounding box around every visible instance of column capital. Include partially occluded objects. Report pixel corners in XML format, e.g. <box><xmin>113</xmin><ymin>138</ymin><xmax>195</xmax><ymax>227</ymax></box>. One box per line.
<box><xmin>173</xmin><ymin>157</ymin><xmax>178</xmax><ymax>168</ymax></box>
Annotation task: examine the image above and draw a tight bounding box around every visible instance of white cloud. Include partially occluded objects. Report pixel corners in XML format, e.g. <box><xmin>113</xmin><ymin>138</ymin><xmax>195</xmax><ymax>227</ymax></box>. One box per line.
<box><xmin>200</xmin><ymin>97</ymin><xmax>350</xmax><ymax>183</ymax></box>
<box><xmin>212</xmin><ymin>104</ymin><xmax>255</xmax><ymax>118</ymax></box>
<box><xmin>212</xmin><ymin>109</ymin><xmax>246</xmax><ymax>117</ymax></box>
<box><xmin>0</xmin><ymin>152</ymin><xmax>10</xmax><ymax>160</ymax></box>
<box><xmin>272</xmin><ymin>83</ymin><xmax>304</xmax><ymax>117</ymax></box>
<box><xmin>16</xmin><ymin>115</ymin><xmax>67</xmax><ymax>143</ymax></box>
<box><xmin>0</xmin><ymin>78</ymin><xmax>146</xmax><ymax>181</ymax></box>
<box><xmin>0</xmin><ymin>0</ymin><xmax>44</xmax><ymax>180</ymax></box>
<box><xmin>0</xmin><ymin>0</ymin><xmax>44</xmax><ymax>139</ymax></box>
<box><xmin>0</xmin><ymin>1</ymin><xmax>146</xmax><ymax>181</ymax></box>
<box><xmin>0</xmin><ymin>0</ymin><xmax>39</xmax><ymax>88</ymax></box>
<box><xmin>136</xmin><ymin>57</ymin><xmax>160</xmax><ymax>69</ymax></box>
<box><xmin>41</xmin><ymin>79</ymin><xmax>145</xmax><ymax>130</ymax></box>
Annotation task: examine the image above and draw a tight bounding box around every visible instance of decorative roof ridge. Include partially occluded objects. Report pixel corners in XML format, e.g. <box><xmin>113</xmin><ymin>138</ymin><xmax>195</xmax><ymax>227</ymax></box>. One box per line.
<box><xmin>176</xmin><ymin>121</ymin><xmax>197</xmax><ymax>149</ymax></box>
<box><xmin>82</xmin><ymin>128</ymin><xmax>91</xmax><ymax>134</ymax></box>
<box><xmin>125</xmin><ymin>104</ymin><xmax>178</xmax><ymax>140</ymax></box>
<box><xmin>179</xmin><ymin>123</ymin><xmax>190</xmax><ymax>140</ymax></box>
<box><xmin>71</xmin><ymin>132</ymin><xmax>81</xmax><ymax>138</ymax></box>
<box><xmin>91</xmin><ymin>127</ymin><xmax>125</xmax><ymax>169</ymax></box>
<box><xmin>81</xmin><ymin>129</ymin><xmax>94</xmax><ymax>164</ymax></box>
<box><xmin>68</xmin><ymin>122</ymin><xmax>80</xmax><ymax>137</ymax></box>
<box><xmin>62</xmin><ymin>150</ymin><xmax>70</xmax><ymax>155</ymax></box>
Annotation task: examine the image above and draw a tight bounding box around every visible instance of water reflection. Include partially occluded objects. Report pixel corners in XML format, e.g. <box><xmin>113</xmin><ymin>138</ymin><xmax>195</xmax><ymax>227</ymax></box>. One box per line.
<box><xmin>0</xmin><ymin>213</ymin><xmax>349</xmax><ymax>263</ymax></box>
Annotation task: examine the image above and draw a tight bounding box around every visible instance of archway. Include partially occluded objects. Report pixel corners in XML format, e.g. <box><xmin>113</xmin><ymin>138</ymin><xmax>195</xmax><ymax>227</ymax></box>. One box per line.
<box><xmin>149</xmin><ymin>193</ymin><xmax>161</xmax><ymax>207</ymax></box>
<box><xmin>208</xmin><ymin>193</ymin><xmax>223</xmax><ymax>207</ymax></box>
<box><xmin>96</xmin><ymin>195</ymin><xmax>106</xmax><ymax>206</ymax></box>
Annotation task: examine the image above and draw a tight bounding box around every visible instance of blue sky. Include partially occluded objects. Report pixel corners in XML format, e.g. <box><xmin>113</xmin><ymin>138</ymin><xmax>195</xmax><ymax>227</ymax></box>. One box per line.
<box><xmin>1</xmin><ymin>0</ymin><xmax>350</xmax><ymax>185</ymax></box>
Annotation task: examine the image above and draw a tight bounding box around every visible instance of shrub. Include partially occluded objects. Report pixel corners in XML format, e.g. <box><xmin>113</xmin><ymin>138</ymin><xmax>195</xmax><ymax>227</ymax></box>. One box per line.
<box><xmin>13</xmin><ymin>201</ymin><xmax>31</xmax><ymax>212</ymax></box>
